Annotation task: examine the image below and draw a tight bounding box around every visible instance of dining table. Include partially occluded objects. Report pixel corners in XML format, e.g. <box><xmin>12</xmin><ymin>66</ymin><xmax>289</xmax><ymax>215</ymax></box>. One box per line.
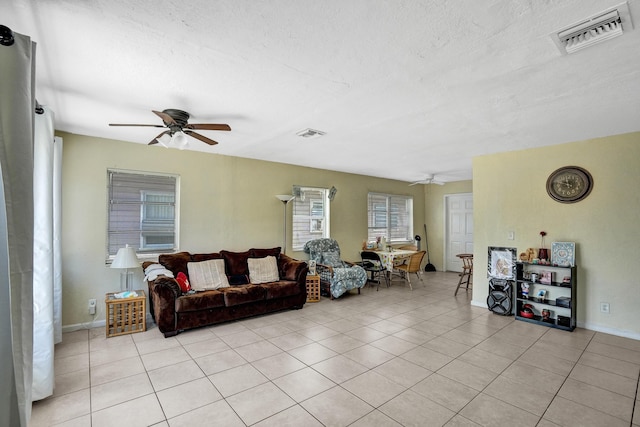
<box><xmin>372</xmin><ymin>249</ymin><xmax>417</xmax><ymax>272</ymax></box>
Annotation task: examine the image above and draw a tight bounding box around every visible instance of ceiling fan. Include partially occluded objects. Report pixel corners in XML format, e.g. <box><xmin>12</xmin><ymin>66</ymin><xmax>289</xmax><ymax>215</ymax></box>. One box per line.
<box><xmin>109</xmin><ymin>109</ymin><xmax>231</xmax><ymax>148</ymax></box>
<box><xmin>409</xmin><ymin>173</ymin><xmax>445</xmax><ymax>186</ymax></box>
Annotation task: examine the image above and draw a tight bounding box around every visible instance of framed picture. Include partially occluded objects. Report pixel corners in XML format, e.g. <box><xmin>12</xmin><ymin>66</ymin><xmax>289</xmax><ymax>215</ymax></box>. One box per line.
<box><xmin>540</xmin><ymin>271</ymin><xmax>553</xmax><ymax>284</ymax></box>
<box><xmin>551</xmin><ymin>242</ymin><xmax>575</xmax><ymax>266</ymax></box>
<box><xmin>487</xmin><ymin>247</ymin><xmax>517</xmax><ymax>279</ymax></box>
<box><xmin>308</xmin><ymin>260</ymin><xmax>317</xmax><ymax>276</ymax></box>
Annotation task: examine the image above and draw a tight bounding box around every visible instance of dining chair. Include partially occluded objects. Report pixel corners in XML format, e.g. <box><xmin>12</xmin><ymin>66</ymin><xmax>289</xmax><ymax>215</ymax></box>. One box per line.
<box><xmin>393</xmin><ymin>245</ymin><xmax>418</xmax><ymax>267</ymax></box>
<box><xmin>454</xmin><ymin>253</ymin><xmax>473</xmax><ymax>296</ymax></box>
<box><xmin>359</xmin><ymin>251</ymin><xmax>389</xmax><ymax>291</ymax></box>
<box><xmin>391</xmin><ymin>250</ymin><xmax>426</xmax><ymax>290</ymax></box>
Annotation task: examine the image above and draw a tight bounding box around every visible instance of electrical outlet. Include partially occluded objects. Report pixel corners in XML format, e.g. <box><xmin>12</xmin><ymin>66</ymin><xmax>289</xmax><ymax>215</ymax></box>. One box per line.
<box><xmin>600</xmin><ymin>302</ymin><xmax>610</xmax><ymax>314</ymax></box>
<box><xmin>508</xmin><ymin>231</ymin><xmax>515</xmax><ymax>240</ymax></box>
<box><xmin>88</xmin><ymin>298</ymin><xmax>97</xmax><ymax>315</ymax></box>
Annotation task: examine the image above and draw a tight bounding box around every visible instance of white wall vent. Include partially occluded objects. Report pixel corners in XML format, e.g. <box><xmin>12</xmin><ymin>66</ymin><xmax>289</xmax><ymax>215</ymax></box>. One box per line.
<box><xmin>552</xmin><ymin>2</ymin><xmax>633</xmax><ymax>54</ymax></box>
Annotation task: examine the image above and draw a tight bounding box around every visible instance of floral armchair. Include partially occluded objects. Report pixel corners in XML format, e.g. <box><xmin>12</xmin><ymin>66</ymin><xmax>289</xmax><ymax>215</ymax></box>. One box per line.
<box><xmin>303</xmin><ymin>238</ymin><xmax>367</xmax><ymax>299</ymax></box>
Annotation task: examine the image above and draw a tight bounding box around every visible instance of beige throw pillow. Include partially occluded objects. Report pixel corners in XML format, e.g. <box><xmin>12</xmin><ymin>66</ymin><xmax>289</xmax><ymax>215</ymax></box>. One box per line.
<box><xmin>187</xmin><ymin>259</ymin><xmax>230</xmax><ymax>290</ymax></box>
<box><xmin>247</xmin><ymin>256</ymin><xmax>279</xmax><ymax>284</ymax></box>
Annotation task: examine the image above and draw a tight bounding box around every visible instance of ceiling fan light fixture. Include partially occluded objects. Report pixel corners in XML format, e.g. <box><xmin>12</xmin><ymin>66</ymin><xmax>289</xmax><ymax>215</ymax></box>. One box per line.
<box><xmin>171</xmin><ymin>131</ymin><xmax>189</xmax><ymax>150</ymax></box>
<box><xmin>156</xmin><ymin>133</ymin><xmax>172</xmax><ymax>147</ymax></box>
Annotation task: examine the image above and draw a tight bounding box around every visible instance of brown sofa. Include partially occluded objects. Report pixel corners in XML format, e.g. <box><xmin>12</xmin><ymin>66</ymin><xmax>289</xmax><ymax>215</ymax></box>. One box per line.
<box><xmin>142</xmin><ymin>247</ymin><xmax>308</xmax><ymax>337</ymax></box>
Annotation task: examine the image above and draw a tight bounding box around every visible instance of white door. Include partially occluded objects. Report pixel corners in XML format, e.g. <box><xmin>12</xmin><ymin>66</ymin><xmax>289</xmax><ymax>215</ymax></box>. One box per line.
<box><xmin>445</xmin><ymin>193</ymin><xmax>473</xmax><ymax>272</ymax></box>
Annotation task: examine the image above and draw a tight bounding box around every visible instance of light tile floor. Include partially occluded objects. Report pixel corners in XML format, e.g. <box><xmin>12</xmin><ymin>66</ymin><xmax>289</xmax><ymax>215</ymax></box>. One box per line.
<box><xmin>30</xmin><ymin>272</ymin><xmax>639</xmax><ymax>427</ymax></box>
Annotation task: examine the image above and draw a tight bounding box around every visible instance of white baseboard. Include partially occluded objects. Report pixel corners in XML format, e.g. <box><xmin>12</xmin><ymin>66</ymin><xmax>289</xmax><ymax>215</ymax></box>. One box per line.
<box><xmin>62</xmin><ymin>314</ymin><xmax>154</xmax><ymax>334</ymax></box>
<box><xmin>577</xmin><ymin>321</ymin><xmax>640</xmax><ymax>341</ymax></box>
<box><xmin>62</xmin><ymin>319</ymin><xmax>105</xmax><ymax>333</ymax></box>
<box><xmin>471</xmin><ymin>299</ymin><xmax>639</xmax><ymax>340</ymax></box>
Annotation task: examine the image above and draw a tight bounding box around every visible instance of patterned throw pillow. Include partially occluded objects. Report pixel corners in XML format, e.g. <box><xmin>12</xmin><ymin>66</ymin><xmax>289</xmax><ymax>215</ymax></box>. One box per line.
<box><xmin>187</xmin><ymin>259</ymin><xmax>230</xmax><ymax>290</ymax></box>
<box><xmin>322</xmin><ymin>251</ymin><xmax>343</xmax><ymax>267</ymax></box>
<box><xmin>247</xmin><ymin>256</ymin><xmax>280</xmax><ymax>284</ymax></box>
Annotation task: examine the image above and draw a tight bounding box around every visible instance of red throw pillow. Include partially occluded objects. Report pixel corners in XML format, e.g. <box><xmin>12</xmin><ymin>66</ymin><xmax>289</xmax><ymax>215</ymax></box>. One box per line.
<box><xmin>176</xmin><ymin>272</ymin><xmax>191</xmax><ymax>293</ymax></box>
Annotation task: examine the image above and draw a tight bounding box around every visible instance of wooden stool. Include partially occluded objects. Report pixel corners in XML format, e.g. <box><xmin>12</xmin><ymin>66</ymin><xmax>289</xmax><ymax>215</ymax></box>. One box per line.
<box><xmin>454</xmin><ymin>254</ymin><xmax>473</xmax><ymax>296</ymax></box>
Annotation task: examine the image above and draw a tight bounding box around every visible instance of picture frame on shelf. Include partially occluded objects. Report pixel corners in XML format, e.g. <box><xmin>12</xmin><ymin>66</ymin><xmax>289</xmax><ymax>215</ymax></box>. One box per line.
<box><xmin>551</xmin><ymin>242</ymin><xmax>575</xmax><ymax>266</ymax></box>
<box><xmin>540</xmin><ymin>270</ymin><xmax>553</xmax><ymax>284</ymax></box>
<box><xmin>487</xmin><ymin>246</ymin><xmax>516</xmax><ymax>279</ymax></box>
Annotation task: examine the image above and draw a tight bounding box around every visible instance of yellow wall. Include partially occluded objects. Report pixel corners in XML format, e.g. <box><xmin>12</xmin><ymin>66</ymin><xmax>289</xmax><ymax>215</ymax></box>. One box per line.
<box><xmin>423</xmin><ymin>180</ymin><xmax>473</xmax><ymax>270</ymax></box>
<box><xmin>59</xmin><ymin>130</ymin><xmax>639</xmax><ymax>338</ymax></box>
<box><xmin>472</xmin><ymin>131</ymin><xmax>640</xmax><ymax>338</ymax></box>
<box><xmin>59</xmin><ymin>132</ymin><xmax>425</xmax><ymax>327</ymax></box>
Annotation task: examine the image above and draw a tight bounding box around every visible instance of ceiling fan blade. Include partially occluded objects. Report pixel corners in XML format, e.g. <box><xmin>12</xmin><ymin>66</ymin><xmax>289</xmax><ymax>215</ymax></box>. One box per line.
<box><xmin>148</xmin><ymin>131</ymin><xmax>170</xmax><ymax>145</ymax></box>
<box><xmin>408</xmin><ymin>181</ymin><xmax>423</xmax><ymax>186</ymax></box>
<box><xmin>184</xmin><ymin>130</ymin><xmax>218</xmax><ymax>146</ymax></box>
<box><xmin>153</xmin><ymin>110</ymin><xmax>177</xmax><ymax>126</ymax></box>
<box><xmin>109</xmin><ymin>123</ymin><xmax>165</xmax><ymax>127</ymax></box>
<box><xmin>185</xmin><ymin>123</ymin><xmax>231</xmax><ymax>131</ymax></box>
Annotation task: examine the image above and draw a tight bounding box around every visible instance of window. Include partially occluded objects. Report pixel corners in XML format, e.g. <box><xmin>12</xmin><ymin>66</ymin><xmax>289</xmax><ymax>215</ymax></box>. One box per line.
<box><xmin>292</xmin><ymin>186</ymin><xmax>330</xmax><ymax>251</ymax></box>
<box><xmin>107</xmin><ymin>170</ymin><xmax>179</xmax><ymax>259</ymax></box>
<box><xmin>367</xmin><ymin>192</ymin><xmax>413</xmax><ymax>243</ymax></box>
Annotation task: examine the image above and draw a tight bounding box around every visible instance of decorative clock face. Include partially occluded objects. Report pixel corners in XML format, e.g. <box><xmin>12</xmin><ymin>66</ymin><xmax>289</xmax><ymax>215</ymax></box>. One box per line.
<box><xmin>546</xmin><ymin>166</ymin><xmax>593</xmax><ymax>203</ymax></box>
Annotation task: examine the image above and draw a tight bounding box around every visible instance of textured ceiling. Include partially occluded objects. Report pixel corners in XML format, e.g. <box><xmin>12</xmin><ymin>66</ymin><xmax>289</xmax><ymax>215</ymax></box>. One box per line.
<box><xmin>5</xmin><ymin>0</ymin><xmax>640</xmax><ymax>183</ymax></box>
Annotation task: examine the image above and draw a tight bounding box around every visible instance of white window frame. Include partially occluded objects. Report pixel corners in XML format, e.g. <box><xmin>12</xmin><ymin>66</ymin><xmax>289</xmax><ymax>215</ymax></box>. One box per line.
<box><xmin>140</xmin><ymin>190</ymin><xmax>175</xmax><ymax>251</ymax></box>
<box><xmin>292</xmin><ymin>186</ymin><xmax>330</xmax><ymax>251</ymax></box>
<box><xmin>367</xmin><ymin>192</ymin><xmax>413</xmax><ymax>243</ymax></box>
<box><xmin>107</xmin><ymin>169</ymin><xmax>180</xmax><ymax>262</ymax></box>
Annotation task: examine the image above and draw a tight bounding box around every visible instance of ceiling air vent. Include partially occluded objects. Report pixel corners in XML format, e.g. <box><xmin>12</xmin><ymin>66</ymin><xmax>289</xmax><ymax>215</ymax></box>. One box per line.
<box><xmin>296</xmin><ymin>128</ymin><xmax>325</xmax><ymax>139</ymax></box>
<box><xmin>551</xmin><ymin>2</ymin><xmax>633</xmax><ymax>54</ymax></box>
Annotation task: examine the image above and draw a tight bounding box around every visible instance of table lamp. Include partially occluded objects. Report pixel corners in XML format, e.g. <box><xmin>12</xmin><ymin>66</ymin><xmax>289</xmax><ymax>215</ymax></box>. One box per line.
<box><xmin>111</xmin><ymin>244</ymin><xmax>140</xmax><ymax>291</ymax></box>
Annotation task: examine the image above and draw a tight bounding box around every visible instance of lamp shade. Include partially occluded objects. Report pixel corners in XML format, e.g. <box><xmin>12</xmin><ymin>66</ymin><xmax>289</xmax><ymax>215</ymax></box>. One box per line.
<box><xmin>172</xmin><ymin>131</ymin><xmax>189</xmax><ymax>150</ymax></box>
<box><xmin>111</xmin><ymin>245</ymin><xmax>140</xmax><ymax>269</ymax></box>
<box><xmin>275</xmin><ymin>194</ymin><xmax>295</xmax><ymax>203</ymax></box>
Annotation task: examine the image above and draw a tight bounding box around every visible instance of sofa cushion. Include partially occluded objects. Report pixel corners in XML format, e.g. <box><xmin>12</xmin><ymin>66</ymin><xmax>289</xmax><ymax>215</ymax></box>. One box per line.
<box><xmin>228</xmin><ymin>274</ymin><xmax>250</xmax><ymax>286</ymax></box>
<box><xmin>187</xmin><ymin>259</ymin><xmax>230</xmax><ymax>290</ymax></box>
<box><xmin>221</xmin><ymin>250</ymin><xmax>251</xmax><ymax>276</ymax></box>
<box><xmin>175</xmin><ymin>290</ymin><xmax>225</xmax><ymax>312</ymax></box>
<box><xmin>260</xmin><ymin>280</ymin><xmax>300</xmax><ymax>299</ymax></box>
<box><xmin>192</xmin><ymin>252</ymin><xmax>223</xmax><ymax>263</ymax></box>
<box><xmin>223</xmin><ymin>285</ymin><xmax>266</xmax><ymax>306</ymax></box>
<box><xmin>175</xmin><ymin>272</ymin><xmax>191</xmax><ymax>293</ymax></box>
<box><xmin>159</xmin><ymin>252</ymin><xmax>192</xmax><ymax>277</ymax></box>
<box><xmin>279</xmin><ymin>254</ymin><xmax>307</xmax><ymax>281</ymax></box>
<box><xmin>248</xmin><ymin>256</ymin><xmax>280</xmax><ymax>284</ymax></box>
<box><xmin>250</xmin><ymin>247</ymin><xmax>281</xmax><ymax>258</ymax></box>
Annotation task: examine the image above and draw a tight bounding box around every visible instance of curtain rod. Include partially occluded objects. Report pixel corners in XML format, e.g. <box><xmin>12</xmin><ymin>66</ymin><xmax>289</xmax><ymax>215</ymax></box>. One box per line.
<box><xmin>0</xmin><ymin>25</ymin><xmax>15</xmax><ymax>46</ymax></box>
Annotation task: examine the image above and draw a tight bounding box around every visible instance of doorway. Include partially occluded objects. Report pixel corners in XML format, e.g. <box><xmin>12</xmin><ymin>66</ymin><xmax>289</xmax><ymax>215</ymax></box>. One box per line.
<box><xmin>444</xmin><ymin>193</ymin><xmax>473</xmax><ymax>272</ymax></box>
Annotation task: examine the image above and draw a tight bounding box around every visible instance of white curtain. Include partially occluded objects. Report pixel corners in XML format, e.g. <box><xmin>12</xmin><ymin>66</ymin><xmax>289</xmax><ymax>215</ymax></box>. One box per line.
<box><xmin>0</xmin><ymin>31</ymin><xmax>36</xmax><ymax>426</ymax></box>
<box><xmin>32</xmin><ymin>107</ymin><xmax>62</xmax><ymax>400</ymax></box>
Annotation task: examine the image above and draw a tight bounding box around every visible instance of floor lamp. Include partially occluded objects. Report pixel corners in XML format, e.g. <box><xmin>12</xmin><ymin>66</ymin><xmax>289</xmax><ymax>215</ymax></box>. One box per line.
<box><xmin>275</xmin><ymin>195</ymin><xmax>295</xmax><ymax>254</ymax></box>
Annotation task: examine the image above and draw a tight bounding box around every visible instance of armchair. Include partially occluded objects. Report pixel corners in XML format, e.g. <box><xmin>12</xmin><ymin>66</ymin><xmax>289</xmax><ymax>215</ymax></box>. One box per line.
<box><xmin>303</xmin><ymin>238</ymin><xmax>367</xmax><ymax>299</ymax></box>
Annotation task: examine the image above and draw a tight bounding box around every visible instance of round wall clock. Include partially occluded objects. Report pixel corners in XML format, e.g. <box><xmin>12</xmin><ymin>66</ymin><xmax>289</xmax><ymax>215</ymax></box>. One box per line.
<box><xmin>546</xmin><ymin>166</ymin><xmax>593</xmax><ymax>203</ymax></box>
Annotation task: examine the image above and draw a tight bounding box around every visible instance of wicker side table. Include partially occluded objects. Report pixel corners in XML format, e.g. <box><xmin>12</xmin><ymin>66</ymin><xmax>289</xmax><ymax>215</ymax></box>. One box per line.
<box><xmin>306</xmin><ymin>274</ymin><xmax>321</xmax><ymax>302</ymax></box>
<box><xmin>105</xmin><ymin>290</ymin><xmax>147</xmax><ymax>337</ymax></box>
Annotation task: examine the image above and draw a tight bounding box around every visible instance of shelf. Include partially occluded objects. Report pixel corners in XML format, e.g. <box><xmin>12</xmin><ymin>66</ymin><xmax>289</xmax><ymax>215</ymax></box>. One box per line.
<box><xmin>516</xmin><ymin>296</ymin><xmax>571</xmax><ymax>308</ymax></box>
<box><xmin>516</xmin><ymin>279</ymin><xmax>571</xmax><ymax>288</ymax></box>
<box><xmin>515</xmin><ymin>314</ymin><xmax>574</xmax><ymax>331</ymax></box>
<box><xmin>517</xmin><ymin>262</ymin><xmax>575</xmax><ymax>269</ymax></box>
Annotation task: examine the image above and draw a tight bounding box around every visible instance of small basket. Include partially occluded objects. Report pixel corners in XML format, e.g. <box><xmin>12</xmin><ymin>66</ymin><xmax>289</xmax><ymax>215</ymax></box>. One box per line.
<box><xmin>306</xmin><ymin>275</ymin><xmax>321</xmax><ymax>303</ymax></box>
<box><xmin>105</xmin><ymin>290</ymin><xmax>147</xmax><ymax>337</ymax></box>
